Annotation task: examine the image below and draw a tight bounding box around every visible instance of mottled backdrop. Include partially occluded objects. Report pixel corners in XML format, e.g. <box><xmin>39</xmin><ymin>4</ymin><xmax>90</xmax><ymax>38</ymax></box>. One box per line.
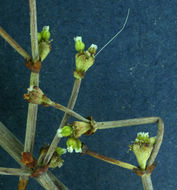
<box><xmin>0</xmin><ymin>0</ymin><xmax>176</xmax><ymax>189</ymax></box>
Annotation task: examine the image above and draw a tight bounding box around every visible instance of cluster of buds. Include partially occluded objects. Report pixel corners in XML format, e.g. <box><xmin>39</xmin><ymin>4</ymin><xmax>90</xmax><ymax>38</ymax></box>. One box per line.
<box><xmin>130</xmin><ymin>132</ymin><xmax>156</xmax><ymax>170</ymax></box>
<box><xmin>66</xmin><ymin>137</ymin><xmax>82</xmax><ymax>153</ymax></box>
<box><xmin>38</xmin><ymin>26</ymin><xmax>51</xmax><ymax>61</ymax></box>
<box><xmin>24</xmin><ymin>86</ymin><xmax>52</xmax><ymax>106</ymax></box>
<box><xmin>74</xmin><ymin>36</ymin><xmax>97</xmax><ymax>80</ymax></box>
<box><xmin>39</xmin><ymin>146</ymin><xmax>66</xmax><ymax>169</ymax></box>
<box><xmin>57</xmin><ymin>120</ymin><xmax>96</xmax><ymax>154</ymax></box>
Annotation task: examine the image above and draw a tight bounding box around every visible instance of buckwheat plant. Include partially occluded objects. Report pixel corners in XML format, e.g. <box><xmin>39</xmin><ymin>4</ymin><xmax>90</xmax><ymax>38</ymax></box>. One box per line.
<box><xmin>0</xmin><ymin>1</ymin><xmax>164</xmax><ymax>190</ymax></box>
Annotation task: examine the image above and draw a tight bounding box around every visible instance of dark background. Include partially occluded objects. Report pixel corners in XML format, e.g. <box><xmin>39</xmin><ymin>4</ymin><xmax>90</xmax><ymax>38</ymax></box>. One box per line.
<box><xmin>0</xmin><ymin>0</ymin><xmax>176</xmax><ymax>189</ymax></box>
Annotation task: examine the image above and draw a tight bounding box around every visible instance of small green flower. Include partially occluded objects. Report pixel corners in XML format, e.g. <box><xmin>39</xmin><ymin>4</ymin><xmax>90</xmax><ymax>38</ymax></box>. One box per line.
<box><xmin>57</xmin><ymin>126</ymin><xmax>73</xmax><ymax>138</ymax></box>
<box><xmin>66</xmin><ymin>137</ymin><xmax>82</xmax><ymax>153</ymax></box>
<box><xmin>130</xmin><ymin>132</ymin><xmax>156</xmax><ymax>170</ymax></box>
<box><xmin>56</xmin><ymin>147</ymin><xmax>67</xmax><ymax>156</ymax></box>
<box><xmin>74</xmin><ymin>36</ymin><xmax>85</xmax><ymax>52</ymax></box>
<box><xmin>41</xmin><ymin>26</ymin><xmax>51</xmax><ymax>41</ymax></box>
<box><xmin>88</xmin><ymin>44</ymin><xmax>98</xmax><ymax>56</ymax></box>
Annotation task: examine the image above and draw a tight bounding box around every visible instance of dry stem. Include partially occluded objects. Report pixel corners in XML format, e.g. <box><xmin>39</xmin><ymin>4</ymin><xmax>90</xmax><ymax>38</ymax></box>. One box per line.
<box><xmin>19</xmin><ymin>0</ymin><xmax>40</xmax><ymax>188</ymax></box>
<box><xmin>141</xmin><ymin>174</ymin><xmax>153</xmax><ymax>190</ymax></box>
<box><xmin>43</xmin><ymin>79</ymin><xmax>82</xmax><ymax>165</ymax></box>
<box><xmin>0</xmin><ymin>26</ymin><xmax>31</xmax><ymax>60</ymax></box>
<box><xmin>85</xmin><ymin>149</ymin><xmax>137</xmax><ymax>171</ymax></box>
<box><xmin>0</xmin><ymin>168</ymin><xmax>31</xmax><ymax>176</ymax></box>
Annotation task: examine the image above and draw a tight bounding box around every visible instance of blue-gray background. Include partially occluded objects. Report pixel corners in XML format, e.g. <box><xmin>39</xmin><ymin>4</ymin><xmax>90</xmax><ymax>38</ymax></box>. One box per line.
<box><xmin>0</xmin><ymin>0</ymin><xmax>176</xmax><ymax>189</ymax></box>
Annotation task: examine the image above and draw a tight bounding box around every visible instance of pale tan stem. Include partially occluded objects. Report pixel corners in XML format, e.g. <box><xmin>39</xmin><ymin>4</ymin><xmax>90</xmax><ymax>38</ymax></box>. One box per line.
<box><xmin>51</xmin><ymin>102</ymin><xmax>88</xmax><ymax>123</ymax></box>
<box><xmin>86</xmin><ymin>149</ymin><xmax>137</xmax><ymax>171</ymax></box>
<box><xmin>43</xmin><ymin>79</ymin><xmax>82</xmax><ymax>165</ymax></box>
<box><xmin>141</xmin><ymin>174</ymin><xmax>153</xmax><ymax>190</ymax></box>
<box><xmin>0</xmin><ymin>26</ymin><xmax>31</xmax><ymax>60</ymax></box>
<box><xmin>0</xmin><ymin>122</ymin><xmax>68</xmax><ymax>190</ymax></box>
<box><xmin>29</xmin><ymin>0</ymin><xmax>39</xmax><ymax>61</ymax></box>
<box><xmin>0</xmin><ymin>168</ymin><xmax>31</xmax><ymax>176</ymax></box>
<box><xmin>20</xmin><ymin>0</ymin><xmax>40</xmax><ymax>188</ymax></box>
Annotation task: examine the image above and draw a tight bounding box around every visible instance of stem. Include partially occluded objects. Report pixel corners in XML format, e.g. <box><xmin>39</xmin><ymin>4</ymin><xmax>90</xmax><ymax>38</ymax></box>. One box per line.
<box><xmin>0</xmin><ymin>168</ymin><xmax>31</xmax><ymax>176</ymax></box>
<box><xmin>85</xmin><ymin>149</ymin><xmax>137</xmax><ymax>171</ymax></box>
<box><xmin>19</xmin><ymin>0</ymin><xmax>39</xmax><ymax>188</ymax></box>
<box><xmin>96</xmin><ymin>117</ymin><xmax>160</xmax><ymax>129</ymax></box>
<box><xmin>24</xmin><ymin>0</ymin><xmax>39</xmax><ymax>156</ymax></box>
<box><xmin>29</xmin><ymin>0</ymin><xmax>39</xmax><ymax>61</ymax></box>
<box><xmin>141</xmin><ymin>174</ymin><xmax>153</xmax><ymax>190</ymax></box>
<box><xmin>147</xmin><ymin>118</ymin><xmax>164</xmax><ymax>167</ymax></box>
<box><xmin>0</xmin><ymin>26</ymin><xmax>31</xmax><ymax>60</ymax></box>
<box><xmin>51</xmin><ymin>101</ymin><xmax>88</xmax><ymax>123</ymax></box>
<box><xmin>42</xmin><ymin>79</ymin><xmax>82</xmax><ymax>165</ymax></box>
<box><xmin>0</xmin><ymin>122</ymin><xmax>69</xmax><ymax>190</ymax></box>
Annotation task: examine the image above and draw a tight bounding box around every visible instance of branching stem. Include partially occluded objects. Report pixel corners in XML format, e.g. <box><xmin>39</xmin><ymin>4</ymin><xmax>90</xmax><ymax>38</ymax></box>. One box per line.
<box><xmin>0</xmin><ymin>26</ymin><xmax>31</xmax><ymax>60</ymax></box>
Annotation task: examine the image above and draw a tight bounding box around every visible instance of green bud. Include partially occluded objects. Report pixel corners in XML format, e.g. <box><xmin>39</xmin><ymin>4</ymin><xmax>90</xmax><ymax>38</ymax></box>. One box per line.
<box><xmin>37</xmin><ymin>32</ymin><xmax>42</xmax><ymax>42</ymax></box>
<box><xmin>66</xmin><ymin>137</ymin><xmax>82</xmax><ymax>153</ymax></box>
<box><xmin>56</xmin><ymin>147</ymin><xmax>67</xmax><ymax>156</ymax></box>
<box><xmin>38</xmin><ymin>41</ymin><xmax>51</xmax><ymax>61</ymax></box>
<box><xmin>74</xmin><ymin>36</ymin><xmax>85</xmax><ymax>52</ymax></box>
<box><xmin>49</xmin><ymin>154</ymin><xmax>64</xmax><ymax>168</ymax></box>
<box><xmin>130</xmin><ymin>132</ymin><xmax>156</xmax><ymax>170</ymax></box>
<box><xmin>41</xmin><ymin>26</ymin><xmax>50</xmax><ymax>41</ymax></box>
<box><xmin>88</xmin><ymin>44</ymin><xmax>97</xmax><ymax>55</ymax></box>
<box><xmin>57</xmin><ymin>126</ymin><xmax>73</xmax><ymax>138</ymax></box>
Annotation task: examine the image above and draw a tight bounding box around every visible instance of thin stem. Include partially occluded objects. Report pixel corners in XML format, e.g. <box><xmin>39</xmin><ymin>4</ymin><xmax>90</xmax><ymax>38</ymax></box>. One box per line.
<box><xmin>43</xmin><ymin>79</ymin><xmax>82</xmax><ymax>165</ymax></box>
<box><xmin>29</xmin><ymin>0</ymin><xmax>39</xmax><ymax>61</ymax></box>
<box><xmin>96</xmin><ymin>117</ymin><xmax>159</xmax><ymax>129</ymax></box>
<box><xmin>85</xmin><ymin>149</ymin><xmax>137</xmax><ymax>171</ymax></box>
<box><xmin>0</xmin><ymin>122</ymin><xmax>69</xmax><ymax>190</ymax></box>
<box><xmin>95</xmin><ymin>8</ymin><xmax>130</xmax><ymax>57</ymax></box>
<box><xmin>0</xmin><ymin>26</ymin><xmax>31</xmax><ymax>60</ymax></box>
<box><xmin>141</xmin><ymin>174</ymin><xmax>153</xmax><ymax>190</ymax></box>
<box><xmin>96</xmin><ymin>117</ymin><xmax>164</xmax><ymax>167</ymax></box>
<box><xmin>147</xmin><ymin>118</ymin><xmax>164</xmax><ymax>167</ymax></box>
<box><xmin>51</xmin><ymin>101</ymin><xmax>88</xmax><ymax>123</ymax></box>
<box><xmin>20</xmin><ymin>0</ymin><xmax>39</xmax><ymax>188</ymax></box>
<box><xmin>0</xmin><ymin>168</ymin><xmax>31</xmax><ymax>176</ymax></box>
<box><xmin>24</xmin><ymin>0</ymin><xmax>39</xmax><ymax>160</ymax></box>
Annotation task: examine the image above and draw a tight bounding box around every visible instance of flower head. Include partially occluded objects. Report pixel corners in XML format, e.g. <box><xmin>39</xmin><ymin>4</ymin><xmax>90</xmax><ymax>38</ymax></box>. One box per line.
<box><xmin>130</xmin><ymin>132</ymin><xmax>156</xmax><ymax>170</ymax></box>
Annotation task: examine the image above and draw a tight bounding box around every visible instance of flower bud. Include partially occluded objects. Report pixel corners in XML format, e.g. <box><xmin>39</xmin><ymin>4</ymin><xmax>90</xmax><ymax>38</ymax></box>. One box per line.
<box><xmin>56</xmin><ymin>147</ymin><xmax>67</xmax><ymax>156</ymax></box>
<box><xmin>66</xmin><ymin>137</ymin><xmax>82</xmax><ymax>153</ymax></box>
<box><xmin>38</xmin><ymin>41</ymin><xmax>51</xmax><ymax>61</ymax></box>
<box><xmin>41</xmin><ymin>26</ymin><xmax>51</xmax><ymax>41</ymax></box>
<box><xmin>88</xmin><ymin>44</ymin><xmax>97</xmax><ymax>56</ymax></box>
<box><xmin>49</xmin><ymin>153</ymin><xmax>64</xmax><ymax>168</ymax></box>
<box><xmin>72</xmin><ymin>121</ymin><xmax>91</xmax><ymax>138</ymax></box>
<box><xmin>74</xmin><ymin>36</ymin><xmax>85</xmax><ymax>52</ymax></box>
<box><xmin>74</xmin><ymin>51</ymin><xmax>95</xmax><ymax>80</ymax></box>
<box><xmin>130</xmin><ymin>132</ymin><xmax>156</xmax><ymax>170</ymax></box>
<box><xmin>57</xmin><ymin>126</ymin><xmax>73</xmax><ymax>138</ymax></box>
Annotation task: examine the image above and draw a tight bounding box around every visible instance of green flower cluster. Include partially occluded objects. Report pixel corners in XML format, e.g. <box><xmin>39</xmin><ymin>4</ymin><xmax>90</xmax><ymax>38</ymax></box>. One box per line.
<box><xmin>74</xmin><ymin>36</ymin><xmax>97</xmax><ymax>80</ymax></box>
<box><xmin>37</xmin><ymin>26</ymin><xmax>51</xmax><ymax>61</ymax></box>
